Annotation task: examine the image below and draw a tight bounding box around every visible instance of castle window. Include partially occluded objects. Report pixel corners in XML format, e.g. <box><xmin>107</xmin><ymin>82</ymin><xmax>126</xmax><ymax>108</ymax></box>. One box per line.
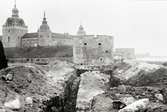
<box><xmin>84</xmin><ymin>43</ymin><xmax>87</xmax><ymax>45</ymax></box>
<box><xmin>8</xmin><ymin>36</ymin><xmax>10</xmax><ymax>42</ymax></box>
<box><xmin>105</xmin><ymin>50</ymin><xmax>109</xmax><ymax>53</ymax></box>
<box><xmin>98</xmin><ymin>43</ymin><xmax>102</xmax><ymax>45</ymax></box>
<box><xmin>99</xmin><ymin>58</ymin><xmax>103</xmax><ymax>62</ymax></box>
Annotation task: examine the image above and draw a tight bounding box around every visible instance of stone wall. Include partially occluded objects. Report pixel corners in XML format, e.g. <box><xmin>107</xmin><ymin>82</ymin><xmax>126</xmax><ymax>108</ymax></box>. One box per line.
<box><xmin>2</xmin><ymin>26</ymin><xmax>27</xmax><ymax>48</ymax></box>
<box><xmin>21</xmin><ymin>38</ymin><xmax>38</xmax><ymax>47</ymax></box>
<box><xmin>114</xmin><ymin>48</ymin><xmax>135</xmax><ymax>59</ymax></box>
<box><xmin>21</xmin><ymin>34</ymin><xmax>73</xmax><ymax>48</ymax></box>
<box><xmin>73</xmin><ymin>35</ymin><xmax>114</xmax><ymax>65</ymax></box>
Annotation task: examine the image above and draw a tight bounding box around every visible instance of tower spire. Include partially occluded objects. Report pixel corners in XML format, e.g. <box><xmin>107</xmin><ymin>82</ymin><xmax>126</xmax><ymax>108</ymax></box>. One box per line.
<box><xmin>42</xmin><ymin>11</ymin><xmax>47</xmax><ymax>24</ymax></box>
<box><xmin>44</xmin><ymin>11</ymin><xmax>46</xmax><ymax>19</ymax></box>
<box><xmin>14</xmin><ymin>0</ymin><xmax>16</xmax><ymax>8</ymax></box>
<box><xmin>12</xmin><ymin>0</ymin><xmax>19</xmax><ymax>17</ymax></box>
<box><xmin>77</xmin><ymin>24</ymin><xmax>86</xmax><ymax>36</ymax></box>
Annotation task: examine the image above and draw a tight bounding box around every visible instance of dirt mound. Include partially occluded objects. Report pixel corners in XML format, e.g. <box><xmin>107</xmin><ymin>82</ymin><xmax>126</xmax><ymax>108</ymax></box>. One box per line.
<box><xmin>113</xmin><ymin>60</ymin><xmax>167</xmax><ymax>87</ymax></box>
<box><xmin>0</xmin><ymin>62</ymin><xmax>81</xmax><ymax>112</ymax></box>
<box><xmin>0</xmin><ymin>64</ymin><xmax>48</xmax><ymax>111</ymax></box>
<box><xmin>126</xmin><ymin>67</ymin><xmax>167</xmax><ymax>87</ymax></box>
<box><xmin>90</xmin><ymin>86</ymin><xmax>167</xmax><ymax>112</ymax></box>
<box><xmin>0</xmin><ymin>65</ymin><xmax>46</xmax><ymax>93</ymax></box>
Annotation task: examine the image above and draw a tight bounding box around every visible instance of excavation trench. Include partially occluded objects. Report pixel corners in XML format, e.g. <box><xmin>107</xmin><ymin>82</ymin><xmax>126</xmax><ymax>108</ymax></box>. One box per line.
<box><xmin>0</xmin><ymin>64</ymin><xmax>114</xmax><ymax>112</ymax></box>
<box><xmin>41</xmin><ymin>69</ymin><xmax>81</xmax><ymax>112</ymax></box>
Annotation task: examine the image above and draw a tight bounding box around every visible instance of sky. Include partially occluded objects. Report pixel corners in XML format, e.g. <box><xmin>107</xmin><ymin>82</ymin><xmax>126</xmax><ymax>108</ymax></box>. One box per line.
<box><xmin>0</xmin><ymin>0</ymin><xmax>167</xmax><ymax>56</ymax></box>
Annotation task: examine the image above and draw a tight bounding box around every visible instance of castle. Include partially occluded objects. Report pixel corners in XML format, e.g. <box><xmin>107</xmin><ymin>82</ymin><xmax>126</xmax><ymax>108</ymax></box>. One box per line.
<box><xmin>1</xmin><ymin>3</ymin><xmax>114</xmax><ymax>65</ymax></box>
<box><xmin>73</xmin><ymin>35</ymin><xmax>114</xmax><ymax>65</ymax></box>
<box><xmin>2</xmin><ymin>3</ymin><xmax>73</xmax><ymax>48</ymax></box>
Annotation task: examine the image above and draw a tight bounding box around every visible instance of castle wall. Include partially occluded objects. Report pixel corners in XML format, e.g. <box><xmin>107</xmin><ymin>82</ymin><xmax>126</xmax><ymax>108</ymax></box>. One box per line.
<box><xmin>114</xmin><ymin>48</ymin><xmax>135</xmax><ymax>59</ymax></box>
<box><xmin>73</xmin><ymin>35</ymin><xmax>114</xmax><ymax>65</ymax></box>
<box><xmin>21</xmin><ymin>33</ymin><xmax>74</xmax><ymax>48</ymax></box>
<box><xmin>2</xmin><ymin>26</ymin><xmax>27</xmax><ymax>48</ymax></box>
<box><xmin>52</xmin><ymin>38</ymin><xmax>73</xmax><ymax>46</ymax></box>
<box><xmin>21</xmin><ymin>38</ymin><xmax>38</xmax><ymax>47</ymax></box>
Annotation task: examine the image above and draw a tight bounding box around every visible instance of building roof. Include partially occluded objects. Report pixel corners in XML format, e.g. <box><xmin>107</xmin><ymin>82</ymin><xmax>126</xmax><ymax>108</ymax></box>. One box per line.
<box><xmin>4</xmin><ymin>17</ymin><xmax>27</xmax><ymax>27</ymax></box>
<box><xmin>22</xmin><ymin>33</ymin><xmax>38</xmax><ymax>39</ymax></box>
<box><xmin>38</xmin><ymin>12</ymin><xmax>51</xmax><ymax>32</ymax></box>
<box><xmin>3</xmin><ymin>3</ymin><xmax>27</xmax><ymax>28</ymax></box>
<box><xmin>22</xmin><ymin>32</ymin><xmax>73</xmax><ymax>39</ymax></box>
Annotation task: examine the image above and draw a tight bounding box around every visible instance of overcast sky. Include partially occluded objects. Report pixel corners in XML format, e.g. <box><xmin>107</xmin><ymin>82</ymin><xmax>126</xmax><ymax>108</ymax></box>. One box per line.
<box><xmin>0</xmin><ymin>0</ymin><xmax>167</xmax><ymax>56</ymax></box>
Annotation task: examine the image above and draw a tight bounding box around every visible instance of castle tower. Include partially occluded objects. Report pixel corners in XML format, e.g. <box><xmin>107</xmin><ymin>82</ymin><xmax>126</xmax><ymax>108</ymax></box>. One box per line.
<box><xmin>77</xmin><ymin>25</ymin><xmax>86</xmax><ymax>36</ymax></box>
<box><xmin>38</xmin><ymin>12</ymin><xmax>52</xmax><ymax>46</ymax></box>
<box><xmin>2</xmin><ymin>0</ymin><xmax>28</xmax><ymax>48</ymax></box>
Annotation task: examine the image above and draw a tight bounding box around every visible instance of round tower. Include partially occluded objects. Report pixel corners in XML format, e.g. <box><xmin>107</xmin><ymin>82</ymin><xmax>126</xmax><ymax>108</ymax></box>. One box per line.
<box><xmin>2</xmin><ymin>0</ymin><xmax>28</xmax><ymax>48</ymax></box>
<box><xmin>38</xmin><ymin>12</ymin><xmax>52</xmax><ymax>46</ymax></box>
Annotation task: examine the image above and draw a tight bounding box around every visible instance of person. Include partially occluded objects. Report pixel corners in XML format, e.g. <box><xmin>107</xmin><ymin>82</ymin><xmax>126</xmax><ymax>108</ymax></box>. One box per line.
<box><xmin>0</xmin><ymin>40</ymin><xmax>8</xmax><ymax>70</ymax></box>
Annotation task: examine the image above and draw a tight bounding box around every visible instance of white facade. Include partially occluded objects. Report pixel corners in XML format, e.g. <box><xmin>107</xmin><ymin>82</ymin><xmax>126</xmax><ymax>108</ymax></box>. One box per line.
<box><xmin>2</xmin><ymin>3</ymin><xmax>28</xmax><ymax>48</ymax></box>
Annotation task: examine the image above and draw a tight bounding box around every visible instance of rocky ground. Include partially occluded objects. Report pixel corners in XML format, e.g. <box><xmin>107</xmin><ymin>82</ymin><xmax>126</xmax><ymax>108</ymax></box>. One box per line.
<box><xmin>1</xmin><ymin>59</ymin><xmax>167</xmax><ymax>112</ymax></box>
<box><xmin>0</xmin><ymin>61</ymin><xmax>80</xmax><ymax>112</ymax></box>
<box><xmin>87</xmin><ymin>60</ymin><xmax>167</xmax><ymax>112</ymax></box>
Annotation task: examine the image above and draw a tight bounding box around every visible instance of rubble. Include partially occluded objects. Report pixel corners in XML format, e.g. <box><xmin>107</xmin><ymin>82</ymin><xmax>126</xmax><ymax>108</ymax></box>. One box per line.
<box><xmin>118</xmin><ymin>98</ymin><xmax>149</xmax><ymax>112</ymax></box>
<box><xmin>4</xmin><ymin>95</ymin><xmax>22</xmax><ymax>110</ymax></box>
<box><xmin>0</xmin><ymin>62</ymin><xmax>80</xmax><ymax>112</ymax></box>
<box><xmin>89</xmin><ymin>86</ymin><xmax>167</xmax><ymax>112</ymax></box>
<box><xmin>87</xmin><ymin>60</ymin><xmax>167</xmax><ymax>112</ymax></box>
<box><xmin>90</xmin><ymin>94</ymin><xmax>115</xmax><ymax>112</ymax></box>
<box><xmin>113</xmin><ymin>60</ymin><xmax>167</xmax><ymax>87</ymax></box>
<box><xmin>1</xmin><ymin>58</ymin><xmax>167</xmax><ymax>112</ymax></box>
